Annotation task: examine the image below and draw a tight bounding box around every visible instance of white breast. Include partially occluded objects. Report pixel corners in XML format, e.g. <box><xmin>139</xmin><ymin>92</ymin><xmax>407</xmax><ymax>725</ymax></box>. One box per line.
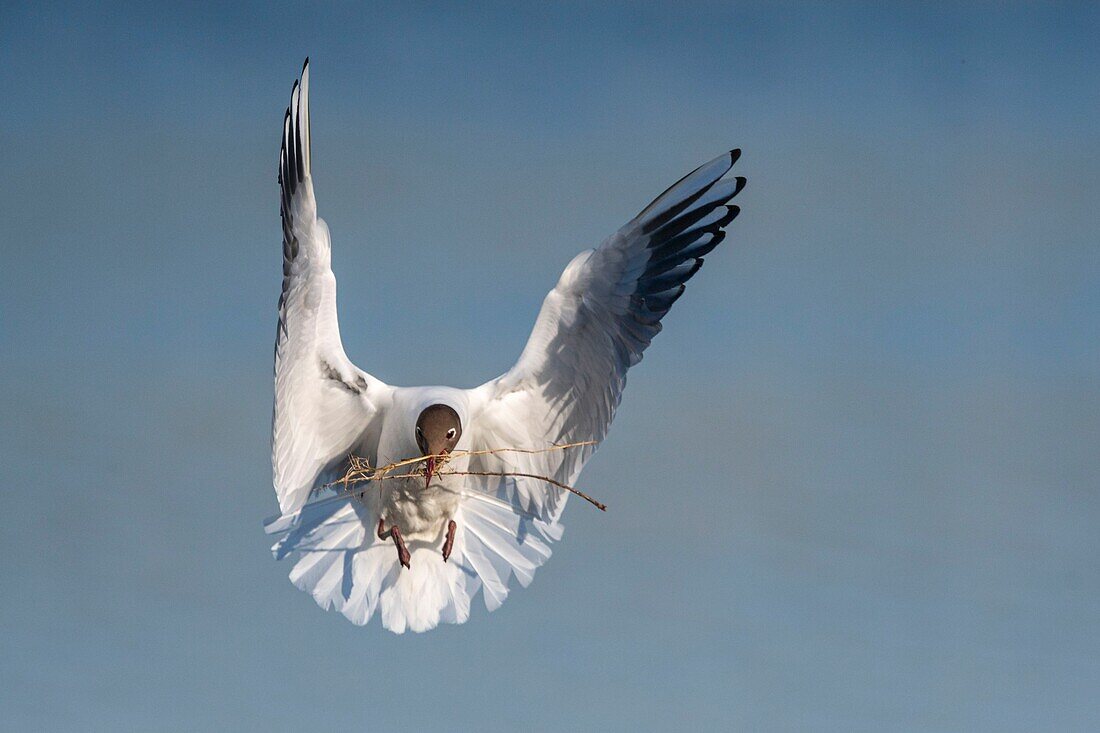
<box><xmin>367</xmin><ymin>386</ymin><xmax>474</xmax><ymax>540</ymax></box>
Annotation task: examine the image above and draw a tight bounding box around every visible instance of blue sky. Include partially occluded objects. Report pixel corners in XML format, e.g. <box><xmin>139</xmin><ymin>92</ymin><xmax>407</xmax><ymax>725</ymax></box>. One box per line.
<box><xmin>1</xmin><ymin>2</ymin><xmax>1098</xmax><ymax>730</ymax></box>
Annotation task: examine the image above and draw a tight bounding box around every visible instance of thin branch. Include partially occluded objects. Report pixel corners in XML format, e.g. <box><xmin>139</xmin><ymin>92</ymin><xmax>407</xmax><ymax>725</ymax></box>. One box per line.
<box><xmin>448</xmin><ymin>440</ymin><xmax>596</xmax><ymax>461</ymax></box>
<box><xmin>318</xmin><ymin>441</ymin><xmax>606</xmax><ymax>512</ymax></box>
<box><xmin>444</xmin><ymin>470</ymin><xmax>606</xmax><ymax>511</ymax></box>
<box><xmin>323</xmin><ymin>441</ymin><xmax>596</xmax><ymax>490</ymax></box>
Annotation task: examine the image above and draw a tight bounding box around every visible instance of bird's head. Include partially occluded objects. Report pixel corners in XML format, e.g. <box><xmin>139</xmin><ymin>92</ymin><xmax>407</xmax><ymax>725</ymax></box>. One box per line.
<box><xmin>415</xmin><ymin>404</ymin><xmax>462</xmax><ymax>488</ymax></box>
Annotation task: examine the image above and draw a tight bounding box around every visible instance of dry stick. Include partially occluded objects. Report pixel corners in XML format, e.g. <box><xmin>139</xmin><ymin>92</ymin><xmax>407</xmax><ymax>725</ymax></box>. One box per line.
<box><xmin>334</xmin><ymin>468</ymin><xmax>606</xmax><ymax>512</ymax></box>
<box><xmin>325</xmin><ymin>441</ymin><xmax>596</xmax><ymax>488</ymax></box>
<box><xmin>447</xmin><ymin>440</ymin><xmax>597</xmax><ymax>461</ymax></box>
<box><xmin>443</xmin><ymin>470</ymin><xmax>606</xmax><ymax>511</ymax></box>
<box><xmin>322</xmin><ymin>441</ymin><xmax>606</xmax><ymax>511</ymax></box>
<box><xmin>354</xmin><ymin>440</ymin><xmax>596</xmax><ymax>478</ymax></box>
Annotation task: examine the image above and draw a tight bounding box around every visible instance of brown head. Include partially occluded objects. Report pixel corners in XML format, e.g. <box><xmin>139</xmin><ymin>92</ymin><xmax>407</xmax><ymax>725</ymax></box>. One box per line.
<box><xmin>415</xmin><ymin>404</ymin><xmax>462</xmax><ymax>488</ymax></box>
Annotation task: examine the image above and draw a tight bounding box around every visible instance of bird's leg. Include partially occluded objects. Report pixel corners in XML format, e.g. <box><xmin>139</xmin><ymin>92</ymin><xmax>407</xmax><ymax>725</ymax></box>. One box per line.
<box><xmin>377</xmin><ymin>517</ymin><xmax>411</xmax><ymax>569</ymax></box>
<box><xmin>442</xmin><ymin>519</ymin><xmax>457</xmax><ymax>562</ymax></box>
<box><xmin>391</xmin><ymin>526</ymin><xmax>410</xmax><ymax>569</ymax></box>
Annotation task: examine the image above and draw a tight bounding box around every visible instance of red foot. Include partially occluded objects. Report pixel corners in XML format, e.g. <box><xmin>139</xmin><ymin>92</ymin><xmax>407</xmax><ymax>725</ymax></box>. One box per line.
<box><xmin>377</xmin><ymin>517</ymin><xmax>411</xmax><ymax>569</ymax></box>
<box><xmin>442</xmin><ymin>519</ymin><xmax>457</xmax><ymax>562</ymax></box>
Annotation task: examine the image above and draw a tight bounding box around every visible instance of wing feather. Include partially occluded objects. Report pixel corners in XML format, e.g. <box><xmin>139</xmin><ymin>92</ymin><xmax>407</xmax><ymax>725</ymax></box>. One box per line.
<box><xmin>469</xmin><ymin>151</ymin><xmax>745</xmax><ymax>520</ymax></box>
<box><xmin>272</xmin><ymin>59</ymin><xmax>391</xmax><ymax>514</ymax></box>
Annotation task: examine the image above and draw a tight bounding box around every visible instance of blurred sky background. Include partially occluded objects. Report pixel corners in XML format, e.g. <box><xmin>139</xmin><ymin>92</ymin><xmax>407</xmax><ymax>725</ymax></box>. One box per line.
<box><xmin>1</xmin><ymin>2</ymin><xmax>1098</xmax><ymax>730</ymax></box>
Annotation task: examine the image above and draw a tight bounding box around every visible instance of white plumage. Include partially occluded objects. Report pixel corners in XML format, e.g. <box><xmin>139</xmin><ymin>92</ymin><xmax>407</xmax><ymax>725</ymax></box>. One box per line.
<box><xmin>267</xmin><ymin>59</ymin><xmax>746</xmax><ymax>633</ymax></box>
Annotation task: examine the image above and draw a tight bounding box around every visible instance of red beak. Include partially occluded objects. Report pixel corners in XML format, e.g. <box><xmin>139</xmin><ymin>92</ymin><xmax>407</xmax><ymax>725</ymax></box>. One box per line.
<box><xmin>424</xmin><ymin>455</ymin><xmax>436</xmax><ymax>489</ymax></box>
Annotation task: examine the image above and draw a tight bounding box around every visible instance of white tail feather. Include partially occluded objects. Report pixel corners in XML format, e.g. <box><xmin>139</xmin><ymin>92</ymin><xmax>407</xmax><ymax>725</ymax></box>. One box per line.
<box><xmin>267</xmin><ymin>492</ymin><xmax>562</xmax><ymax>633</ymax></box>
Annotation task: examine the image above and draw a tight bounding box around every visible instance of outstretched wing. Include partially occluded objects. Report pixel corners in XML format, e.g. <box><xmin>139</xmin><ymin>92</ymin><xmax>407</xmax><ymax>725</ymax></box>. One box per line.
<box><xmin>469</xmin><ymin>151</ymin><xmax>745</xmax><ymax>520</ymax></box>
<box><xmin>273</xmin><ymin>59</ymin><xmax>392</xmax><ymax>514</ymax></box>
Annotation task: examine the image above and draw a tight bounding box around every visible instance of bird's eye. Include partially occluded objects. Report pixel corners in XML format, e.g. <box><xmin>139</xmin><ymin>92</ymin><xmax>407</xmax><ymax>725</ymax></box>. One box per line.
<box><xmin>446</xmin><ymin>428</ymin><xmax>456</xmax><ymax>439</ymax></box>
<box><xmin>415</xmin><ymin>427</ymin><xmax>423</xmax><ymax>437</ymax></box>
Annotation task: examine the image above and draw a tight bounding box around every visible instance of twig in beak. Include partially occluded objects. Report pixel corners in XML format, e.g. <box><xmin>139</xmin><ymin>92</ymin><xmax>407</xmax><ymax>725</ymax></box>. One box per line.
<box><xmin>319</xmin><ymin>441</ymin><xmax>607</xmax><ymax>512</ymax></box>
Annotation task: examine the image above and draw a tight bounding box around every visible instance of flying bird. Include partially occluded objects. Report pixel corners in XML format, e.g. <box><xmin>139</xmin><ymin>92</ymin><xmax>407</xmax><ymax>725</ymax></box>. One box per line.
<box><xmin>266</xmin><ymin>59</ymin><xmax>746</xmax><ymax>633</ymax></box>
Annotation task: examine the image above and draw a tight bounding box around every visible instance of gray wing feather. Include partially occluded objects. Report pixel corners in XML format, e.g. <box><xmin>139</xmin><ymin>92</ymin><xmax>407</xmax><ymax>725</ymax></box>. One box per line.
<box><xmin>471</xmin><ymin>151</ymin><xmax>745</xmax><ymax>520</ymax></box>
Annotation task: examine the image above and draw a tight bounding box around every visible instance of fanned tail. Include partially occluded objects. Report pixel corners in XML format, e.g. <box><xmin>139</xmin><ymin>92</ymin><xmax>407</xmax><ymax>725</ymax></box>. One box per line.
<box><xmin>265</xmin><ymin>490</ymin><xmax>562</xmax><ymax>633</ymax></box>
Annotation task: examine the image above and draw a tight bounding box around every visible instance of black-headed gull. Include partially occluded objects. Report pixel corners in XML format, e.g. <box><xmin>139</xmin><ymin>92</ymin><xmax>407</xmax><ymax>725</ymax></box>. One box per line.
<box><xmin>266</xmin><ymin>59</ymin><xmax>746</xmax><ymax>633</ymax></box>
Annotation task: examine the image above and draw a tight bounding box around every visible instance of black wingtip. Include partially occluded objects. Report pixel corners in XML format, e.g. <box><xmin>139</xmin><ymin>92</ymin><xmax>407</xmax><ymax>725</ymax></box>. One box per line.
<box><xmin>661</xmin><ymin>284</ymin><xmax>689</xmax><ymax>313</ymax></box>
<box><xmin>733</xmin><ymin>176</ymin><xmax>747</xmax><ymax>197</ymax></box>
<box><xmin>303</xmin><ymin>56</ymin><xmax>310</xmax><ymax>70</ymax></box>
<box><xmin>687</xmin><ymin>257</ymin><xmax>705</xmax><ymax>280</ymax></box>
<box><xmin>729</xmin><ymin>148</ymin><xmax>742</xmax><ymax>165</ymax></box>
<box><xmin>714</xmin><ymin>206</ymin><xmax>739</xmax><ymax>229</ymax></box>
